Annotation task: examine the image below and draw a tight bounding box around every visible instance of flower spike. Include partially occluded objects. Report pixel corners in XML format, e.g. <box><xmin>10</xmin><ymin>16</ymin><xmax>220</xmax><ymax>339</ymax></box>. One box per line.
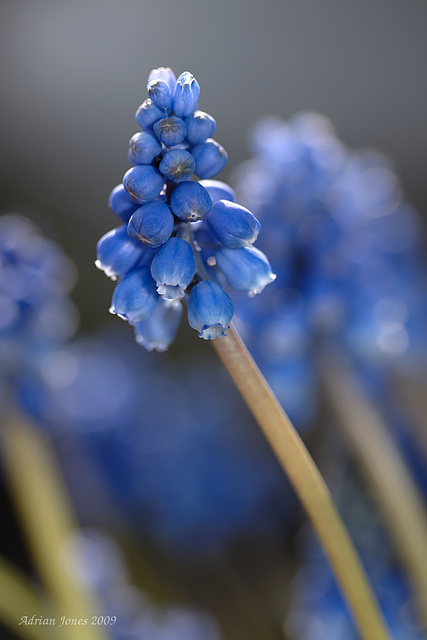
<box><xmin>97</xmin><ymin>67</ymin><xmax>274</xmax><ymax>350</ymax></box>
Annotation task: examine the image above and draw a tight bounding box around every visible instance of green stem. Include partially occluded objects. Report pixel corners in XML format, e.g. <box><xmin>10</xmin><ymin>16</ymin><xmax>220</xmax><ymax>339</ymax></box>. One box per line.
<box><xmin>0</xmin><ymin>556</ymin><xmax>52</xmax><ymax>640</ymax></box>
<box><xmin>0</xmin><ymin>412</ymin><xmax>107</xmax><ymax>640</ymax></box>
<box><xmin>212</xmin><ymin>325</ymin><xmax>391</xmax><ymax>640</ymax></box>
<box><xmin>321</xmin><ymin>353</ymin><xmax>427</xmax><ymax>629</ymax></box>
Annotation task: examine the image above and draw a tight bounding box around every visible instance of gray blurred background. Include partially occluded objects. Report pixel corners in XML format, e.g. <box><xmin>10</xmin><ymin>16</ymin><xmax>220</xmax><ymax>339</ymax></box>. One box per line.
<box><xmin>1</xmin><ymin>0</ymin><xmax>426</xmax><ymax>329</ymax></box>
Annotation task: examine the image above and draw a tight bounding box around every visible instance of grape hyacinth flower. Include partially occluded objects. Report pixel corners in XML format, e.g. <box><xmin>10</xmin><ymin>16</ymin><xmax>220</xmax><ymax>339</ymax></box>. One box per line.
<box><xmin>207</xmin><ymin>200</ymin><xmax>261</xmax><ymax>249</ymax></box>
<box><xmin>232</xmin><ymin>113</ymin><xmax>427</xmax><ymax>622</ymax></box>
<box><xmin>0</xmin><ymin>214</ymin><xmax>78</xmax><ymax>390</ymax></box>
<box><xmin>134</xmin><ymin>298</ymin><xmax>183</xmax><ymax>352</ymax></box>
<box><xmin>150</xmin><ymin>237</ymin><xmax>195</xmax><ymax>300</ymax></box>
<box><xmin>96</xmin><ymin>66</ymin><xmax>275</xmax><ymax>350</ymax></box>
<box><xmin>215</xmin><ymin>246</ymin><xmax>277</xmax><ymax>296</ymax></box>
<box><xmin>109</xmin><ymin>267</ymin><xmax>157</xmax><ymax>324</ymax></box>
<box><xmin>231</xmin><ymin>113</ymin><xmax>427</xmax><ymax>427</ymax></box>
<box><xmin>95</xmin><ymin>225</ymin><xmax>149</xmax><ymax>279</ymax></box>
<box><xmin>187</xmin><ymin>281</ymin><xmax>234</xmax><ymax>339</ymax></box>
<box><xmin>95</xmin><ymin>72</ymin><xmax>393</xmax><ymax>640</ymax></box>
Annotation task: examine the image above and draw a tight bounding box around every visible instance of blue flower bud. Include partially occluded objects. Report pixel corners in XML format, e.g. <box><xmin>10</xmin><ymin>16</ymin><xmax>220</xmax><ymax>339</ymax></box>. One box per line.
<box><xmin>153</xmin><ymin>116</ymin><xmax>186</xmax><ymax>147</ymax></box>
<box><xmin>185</xmin><ymin>111</ymin><xmax>216</xmax><ymax>145</ymax></box>
<box><xmin>216</xmin><ymin>246</ymin><xmax>276</xmax><ymax>296</ymax></box>
<box><xmin>95</xmin><ymin>226</ymin><xmax>147</xmax><ymax>280</ymax></box>
<box><xmin>207</xmin><ymin>199</ymin><xmax>261</xmax><ymax>248</ymax></box>
<box><xmin>109</xmin><ymin>267</ymin><xmax>157</xmax><ymax>325</ymax></box>
<box><xmin>173</xmin><ymin>71</ymin><xmax>200</xmax><ymax>117</ymax></box>
<box><xmin>134</xmin><ymin>298</ymin><xmax>182</xmax><ymax>352</ymax></box>
<box><xmin>159</xmin><ymin>149</ymin><xmax>195</xmax><ymax>183</ymax></box>
<box><xmin>123</xmin><ymin>165</ymin><xmax>164</xmax><ymax>204</ymax></box>
<box><xmin>127</xmin><ymin>201</ymin><xmax>174</xmax><ymax>248</ymax></box>
<box><xmin>129</xmin><ymin>131</ymin><xmax>162</xmax><ymax>165</ymax></box>
<box><xmin>192</xmin><ymin>139</ymin><xmax>228</xmax><ymax>179</ymax></box>
<box><xmin>108</xmin><ymin>184</ymin><xmax>139</xmax><ymax>223</ymax></box>
<box><xmin>147</xmin><ymin>78</ymin><xmax>173</xmax><ymax>111</ymax></box>
<box><xmin>169</xmin><ymin>181</ymin><xmax>212</xmax><ymax>222</ymax></box>
<box><xmin>199</xmin><ymin>179</ymin><xmax>236</xmax><ymax>204</ymax></box>
<box><xmin>151</xmin><ymin>237</ymin><xmax>195</xmax><ymax>300</ymax></box>
<box><xmin>135</xmin><ymin>98</ymin><xmax>164</xmax><ymax>131</ymax></box>
<box><xmin>187</xmin><ymin>280</ymin><xmax>234</xmax><ymax>340</ymax></box>
<box><xmin>147</xmin><ymin>67</ymin><xmax>176</xmax><ymax>94</ymax></box>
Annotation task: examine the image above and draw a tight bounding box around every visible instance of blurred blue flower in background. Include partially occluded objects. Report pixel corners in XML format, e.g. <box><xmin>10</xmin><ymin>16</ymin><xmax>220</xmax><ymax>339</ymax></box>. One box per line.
<box><xmin>286</xmin><ymin>467</ymin><xmax>424</xmax><ymax>640</ymax></box>
<box><xmin>20</xmin><ymin>333</ymin><xmax>297</xmax><ymax>557</ymax></box>
<box><xmin>66</xmin><ymin>529</ymin><xmax>222</xmax><ymax>640</ymax></box>
<box><xmin>0</xmin><ymin>213</ymin><xmax>78</xmax><ymax>402</ymax></box>
<box><xmin>232</xmin><ymin>113</ymin><xmax>427</xmax><ymax>430</ymax></box>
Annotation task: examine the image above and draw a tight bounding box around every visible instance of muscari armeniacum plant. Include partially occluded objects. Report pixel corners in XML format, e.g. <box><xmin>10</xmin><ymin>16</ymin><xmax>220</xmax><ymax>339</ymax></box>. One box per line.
<box><xmin>232</xmin><ymin>113</ymin><xmax>427</xmax><ymax>421</ymax></box>
<box><xmin>0</xmin><ymin>213</ymin><xmax>111</xmax><ymax>639</ymax></box>
<box><xmin>95</xmin><ymin>67</ymin><xmax>392</xmax><ymax>640</ymax></box>
<box><xmin>0</xmin><ymin>213</ymin><xmax>78</xmax><ymax>402</ymax></box>
<box><xmin>232</xmin><ymin>112</ymin><xmax>427</xmax><ymax>626</ymax></box>
<box><xmin>232</xmin><ymin>115</ymin><xmax>427</xmax><ymax>468</ymax></box>
<box><xmin>231</xmin><ymin>114</ymin><xmax>427</xmax><ymax>485</ymax></box>
<box><xmin>96</xmin><ymin>66</ymin><xmax>275</xmax><ymax>349</ymax></box>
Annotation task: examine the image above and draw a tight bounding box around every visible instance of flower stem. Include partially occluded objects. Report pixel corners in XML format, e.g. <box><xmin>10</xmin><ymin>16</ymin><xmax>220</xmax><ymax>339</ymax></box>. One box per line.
<box><xmin>393</xmin><ymin>374</ymin><xmax>427</xmax><ymax>462</ymax></box>
<box><xmin>0</xmin><ymin>555</ymin><xmax>52</xmax><ymax>640</ymax></box>
<box><xmin>321</xmin><ymin>353</ymin><xmax>427</xmax><ymax>629</ymax></box>
<box><xmin>212</xmin><ymin>324</ymin><xmax>391</xmax><ymax>640</ymax></box>
<box><xmin>0</xmin><ymin>411</ymin><xmax>107</xmax><ymax>640</ymax></box>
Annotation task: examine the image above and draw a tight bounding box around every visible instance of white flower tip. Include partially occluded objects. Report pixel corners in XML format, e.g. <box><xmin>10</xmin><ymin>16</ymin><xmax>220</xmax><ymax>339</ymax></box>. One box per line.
<box><xmin>95</xmin><ymin>260</ymin><xmax>117</xmax><ymax>280</ymax></box>
<box><xmin>109</xmin><ymin>306</ymin><xmax>127</xmax><ymax>322</ymax></box>
<box><xmin>135</xmin><ymin>335</ymin><xmax>169</xmax><ymax>352</ymax></box>
<box><xmin>199</xmin><ymin>324</ymin><xmax>230</xmax><ymax>340</ymax></box>
<box><xmin>156</xmin><ymin>283</ymin><xmax>185</xmax><ymax>300</ymax></box>
<box><xmin>248</xmin><ymin>272</ymin><xmax>277</xmax><ymax>297</ymax></box>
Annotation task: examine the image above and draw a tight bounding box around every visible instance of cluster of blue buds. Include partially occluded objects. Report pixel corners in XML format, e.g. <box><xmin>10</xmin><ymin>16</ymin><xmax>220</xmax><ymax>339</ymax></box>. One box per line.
<box><xmin>96</xmin><ymin>67</ymin><xmax>275</xmax><ymax>350</ymax></box>
<box><xmin>0</xmin><ymin>214</ymin><xmax>78</xmax><ymax>394</ymax></box>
